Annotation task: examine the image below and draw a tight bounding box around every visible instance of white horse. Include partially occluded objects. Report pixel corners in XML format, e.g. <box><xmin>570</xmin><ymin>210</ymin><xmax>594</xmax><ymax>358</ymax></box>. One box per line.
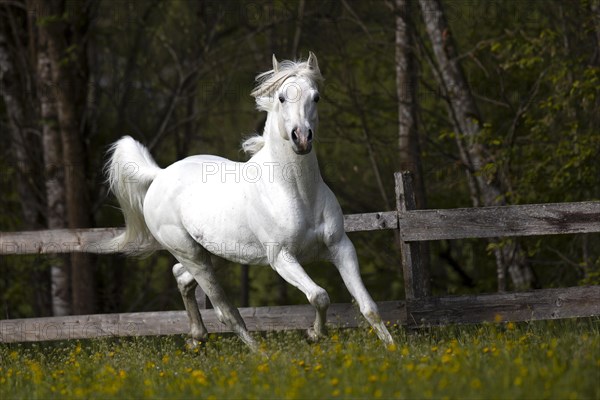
<box><xmin>104</xmin><ymin>52</ymin><xmax>393</xmax><ymax>350</ymax></box>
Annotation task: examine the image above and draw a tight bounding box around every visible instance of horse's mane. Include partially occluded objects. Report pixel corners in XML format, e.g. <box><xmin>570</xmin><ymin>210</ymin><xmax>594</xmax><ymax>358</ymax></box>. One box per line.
<box><xmin>243</xmin><ymin>56</ymin><xmax>323</xmax><ymax>156</ymax></box>
<box><xmin>250</xmin><ymin>58</ymin><xmax>323</xmax><ymax>103</ymax></box>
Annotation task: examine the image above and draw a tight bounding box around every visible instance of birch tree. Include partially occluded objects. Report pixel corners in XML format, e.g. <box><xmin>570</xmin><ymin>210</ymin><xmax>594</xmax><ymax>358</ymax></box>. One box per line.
<box><xmin>417</xmin><ymin>0</ymin><xmax>536</xmax><ymax>290</ymax></box>
<box><xmin>0</xmin><ymin>1</ymin><xmax>51</xmax><ymax>315</ymax></box>
<box><xmin>36</xmin><ymin>21</ymin><xmax>71</xmax><ymax>316</ymax></box>
<box><xmin>32</xmin><ymin>0</ymin><xmax>97</xmax><ymax>313</ymax></box>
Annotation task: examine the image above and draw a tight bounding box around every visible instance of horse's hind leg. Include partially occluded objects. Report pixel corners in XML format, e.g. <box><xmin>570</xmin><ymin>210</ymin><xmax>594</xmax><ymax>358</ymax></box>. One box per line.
<box><xmin>173</xmin><ymin>263</ymin><xmax>208</xmax><ymax>348</ymax></box>
<box><xmin>178</xmin><ymin>252</ymin><xmax>259</xmax><ymax>352</ymax></box>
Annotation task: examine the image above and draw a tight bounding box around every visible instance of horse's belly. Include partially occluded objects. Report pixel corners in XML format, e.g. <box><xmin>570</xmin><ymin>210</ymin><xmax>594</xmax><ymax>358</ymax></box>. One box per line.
<box><xmin>180</xmin><ymin>186</ymin><xmax>270</xmax><ymax>265</ymax></box>
<box><xmin>202</xmin><ymin>237</ymin><xmax>268</xmax><ymax>265</ymax></box>
<box><xmin>186</xmin><ymin>214</ymin><xmax>268</xmax><ymax>265</ymax></box>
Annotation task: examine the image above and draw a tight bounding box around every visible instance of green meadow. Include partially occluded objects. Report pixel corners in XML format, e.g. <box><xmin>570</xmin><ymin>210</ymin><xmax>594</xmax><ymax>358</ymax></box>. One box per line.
<box><xmin>1</xmin><ymin>319</ymin><xmax>598</xmax><ymax>399</ymax></box>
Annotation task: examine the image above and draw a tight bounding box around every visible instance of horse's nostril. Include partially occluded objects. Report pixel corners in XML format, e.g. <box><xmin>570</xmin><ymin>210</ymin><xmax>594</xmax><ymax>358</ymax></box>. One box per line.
<box><xmin>291</xmin><ymin>128</ymin><xmax>298</xmax><ymax>142</ymax></box>
<box><xmin>307</xmin><ymin>129</ymin><xmax>313</xmax><ymax>141</ymax></box>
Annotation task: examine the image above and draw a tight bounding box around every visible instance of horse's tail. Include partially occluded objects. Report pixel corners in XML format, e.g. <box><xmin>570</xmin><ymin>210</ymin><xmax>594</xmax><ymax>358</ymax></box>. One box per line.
<box><xmin>103</xmin><ymin>136</ymin><xmax>162</xmax><ymax>255</ymax></box>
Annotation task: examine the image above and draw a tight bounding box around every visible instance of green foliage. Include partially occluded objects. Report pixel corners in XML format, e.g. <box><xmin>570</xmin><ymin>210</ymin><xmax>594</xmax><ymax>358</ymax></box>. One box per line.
<box><xmin>0</xmin><ymin>256</ymin><xmax>51</xmax><ymax>318</ymax></box>
<box><xmin>1</xmin><ymin>0</ymin><xmax>599</xmax><ymax>316</ymax></box>
<box><xmin>1</xmin><ymin>319</ymin><xmax>598</xmax><ymax>399</ymax></box>
<box><xmin>416</xmin><ymin>0</ymin><xmax>600</xmax><ymax>290</ymax></box>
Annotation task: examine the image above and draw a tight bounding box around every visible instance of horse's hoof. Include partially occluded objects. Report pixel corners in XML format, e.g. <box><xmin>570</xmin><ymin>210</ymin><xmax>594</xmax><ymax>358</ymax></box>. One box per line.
<box><xmin>307</xmin><ymin>328</ymin><xmax>326</xmax><ymax>342</ymax></box>
<box><xmin>185</xmin><ymin>337</ymin><xmax>205</xmax><ymax>351</ymax></box>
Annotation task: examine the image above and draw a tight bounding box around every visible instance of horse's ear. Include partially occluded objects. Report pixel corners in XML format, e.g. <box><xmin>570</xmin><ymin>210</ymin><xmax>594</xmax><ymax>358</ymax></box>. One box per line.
<box><xmin>272</xmin><ymin>54</ymin><xmax>279</xmax><ymax>73</ymax></box>
<box><xmin>307</xmin><ymin>51</ymin><xmax>319</xmax><ymax>71</ymax></box>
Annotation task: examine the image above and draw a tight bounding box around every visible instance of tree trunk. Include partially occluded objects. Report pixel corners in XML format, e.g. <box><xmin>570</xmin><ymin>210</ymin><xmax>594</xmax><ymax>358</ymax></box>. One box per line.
<box><xmin>0</xmin><ymin>19</ymin><xmax>43</xmax><ymax>229</ymax></box>
<box><xmin>418</xmin><ymin>0</ymin><xmax>536</xmax><ymax>291</ymax></box>
<box><xmin>395</xmin><ymin>0</ymin><xmax>425</xmax><ymax>207</ymax></box>
<box><xmin>395</xmin><ymin>0</ymin><xmax>430</xmax><ymax>294</ymax></box>
<box><xmin>0</xmin><ymin>5</ymin><xmax>51</xmax><ymax>316</ymax></box>
<box><xmin>36</xmin><ymin>24</ymin><xmax>71</xmax><ymax>316</ymax></box>
<box><xmin>34</xmin><ymin>0</ymin><xmax>96</xmax><ymax>314</ymax></box>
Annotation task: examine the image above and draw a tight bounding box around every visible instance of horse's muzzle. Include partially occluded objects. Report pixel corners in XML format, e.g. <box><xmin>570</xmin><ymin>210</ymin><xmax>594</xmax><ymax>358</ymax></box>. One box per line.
<box><xmin>291</xmin><ymin>127</ymin><xmax>313</xmax><ymax>155</ymax></box>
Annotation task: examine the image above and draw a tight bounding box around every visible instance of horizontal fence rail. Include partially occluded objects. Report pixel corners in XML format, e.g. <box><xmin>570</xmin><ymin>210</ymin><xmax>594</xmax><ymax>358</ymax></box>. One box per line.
<box><xmin>0</xmin><ymin>212</ymin><xmax>398</xmax><ymax>255</ymax></box>
<box><xmin>1</xmin><ymin>171</ymin><xmax>599</xmax><ymax>343</ymax></box>
<box><xmin>0</xmin><ymin>302</ymin><xmax>406</xmax><ymax>343</ymax></box>
<box><xmin>407</xmin><ymin>286</ymin><xmax>600</xmax><ymax>327</ymax></box>
<box><xmin>0</xmin><ymin>228</ymin><xmax>122</xmax><ymax>255</ymax></box>
<box><xmin>2</xmin><ymin>286</ymin><xmax>597</xmax><ymax>343</ymax></box>
<box><xmin>399</xmin><ymin>201</ymin><xmax>600</xmax><ymax>242</ymax></box>
<box><xmin>3</xmin><ymin>201</ymin><xmax>599</xmax><ymax>255</ymax></box>
<box><xmin>0</xmin><ymin>201</ymin><xmax>600</xmax><ymax>255</ymax></box>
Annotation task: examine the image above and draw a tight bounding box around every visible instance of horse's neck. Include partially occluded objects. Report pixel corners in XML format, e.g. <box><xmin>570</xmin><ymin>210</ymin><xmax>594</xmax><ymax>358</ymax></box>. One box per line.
<box><xmin>262</xmin><ymin>114</ymin><xmax>322</xmax><ymax>199</ymax></box>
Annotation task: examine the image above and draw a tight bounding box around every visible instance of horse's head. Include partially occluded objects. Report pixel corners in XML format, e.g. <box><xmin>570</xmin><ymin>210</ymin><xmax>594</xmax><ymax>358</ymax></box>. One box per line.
<box><xmin>273</xmin><ymin>53</ymin><xmax>320</xmax><ymax>155</ymax></box>
<box><xmin>251</xmin><ymin>52</ymin><xmax>322</xmax><ymax>156</ymax></box>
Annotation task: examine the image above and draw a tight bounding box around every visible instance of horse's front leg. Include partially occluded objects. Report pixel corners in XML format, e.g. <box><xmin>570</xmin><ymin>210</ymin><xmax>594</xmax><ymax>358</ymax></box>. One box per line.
<box><xmin>271</xmin><ymin>249</ymin><xmax>330</xmax><ymax>340</ymax></box>
<box><xmin>328</xmin><ymin>234</ymin><xmax>394</xmax><ymax>345</ymax></box>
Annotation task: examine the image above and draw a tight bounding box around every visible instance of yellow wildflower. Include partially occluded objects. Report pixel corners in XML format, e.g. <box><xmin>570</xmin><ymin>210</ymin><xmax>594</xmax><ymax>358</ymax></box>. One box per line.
<box><xmin>257</xmin><ymin>363</ymin><xmax>269</xmax><ymax>373</ymax></box>
<box><xmin>191</xmin><ymin>370</ymin><xmax>208</xmax><ymax>385</ymax></box>
<box><xmin>514</xmin><ymin>376</ymin><xmax>523</xmax><ymax>386</ymax></box>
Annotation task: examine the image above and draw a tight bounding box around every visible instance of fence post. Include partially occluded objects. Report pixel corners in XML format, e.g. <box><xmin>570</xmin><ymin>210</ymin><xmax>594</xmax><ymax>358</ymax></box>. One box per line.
<box><xmin>395</xmin><ymin>171</ymin><xmax>430</xmax><ymax>300</ymax></box>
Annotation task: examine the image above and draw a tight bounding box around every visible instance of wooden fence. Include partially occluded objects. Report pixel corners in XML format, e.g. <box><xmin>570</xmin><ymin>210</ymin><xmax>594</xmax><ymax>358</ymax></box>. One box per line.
<box><xmin>1</xmin><ymin>172</ymin><xmax>599</xmax><ymax>343</ymax></box>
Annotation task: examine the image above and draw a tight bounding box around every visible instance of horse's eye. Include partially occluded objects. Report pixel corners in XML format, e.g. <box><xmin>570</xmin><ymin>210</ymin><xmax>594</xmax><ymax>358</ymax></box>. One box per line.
<box><xmin>314</xmin><ymin>94</ymin><xmax>320</xmax><ymax>103</ymax></box>
<box><xmin>278</xmin><ymin>95</ymin><xmax>285</xmax><ymax>103</ymax></box>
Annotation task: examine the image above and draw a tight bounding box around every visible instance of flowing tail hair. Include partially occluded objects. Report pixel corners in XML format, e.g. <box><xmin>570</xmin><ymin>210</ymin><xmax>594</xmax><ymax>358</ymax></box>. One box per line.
<box><xmin>104</xmin><ymin>136</ymin><xmax>162</xmax><ymax>255</ymax></box>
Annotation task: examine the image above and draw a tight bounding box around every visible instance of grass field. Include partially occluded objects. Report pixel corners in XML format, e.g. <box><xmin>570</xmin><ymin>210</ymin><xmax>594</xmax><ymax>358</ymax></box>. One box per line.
<box><xmin>1</xmin><ymin>318</ymin><xmax>598</xmax><ymax>399</ymax></box>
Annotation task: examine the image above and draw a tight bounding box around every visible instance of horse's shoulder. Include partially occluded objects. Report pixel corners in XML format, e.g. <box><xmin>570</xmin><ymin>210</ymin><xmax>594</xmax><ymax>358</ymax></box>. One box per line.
<box><xmin>316</xmin><ymin>183</ymin><xmax>345</xmax><ymax>244</ymax></box>
<box><xmin>319</xmin><ymin>183</ymin><xmax>342</xmax><ymax>213</ymax></box>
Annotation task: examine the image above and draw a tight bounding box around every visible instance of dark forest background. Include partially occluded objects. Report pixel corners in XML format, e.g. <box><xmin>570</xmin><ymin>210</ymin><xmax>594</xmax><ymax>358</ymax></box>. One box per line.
<box><xmin>1</xmin><ymin>0</ymin><xmax>599</xmax><ymax>318</ymax></box>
